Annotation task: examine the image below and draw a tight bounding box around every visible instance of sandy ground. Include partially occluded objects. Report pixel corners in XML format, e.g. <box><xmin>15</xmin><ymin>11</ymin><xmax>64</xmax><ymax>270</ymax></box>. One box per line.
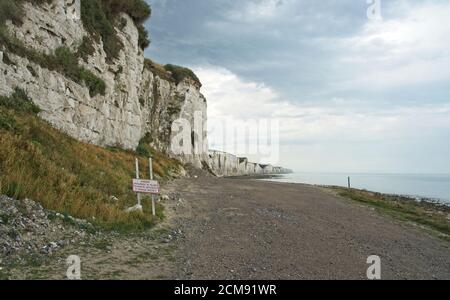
<box><xmin>164</xmin><ymin>177</ymin><xmax>450</xmax><ymax>280</ymax></box>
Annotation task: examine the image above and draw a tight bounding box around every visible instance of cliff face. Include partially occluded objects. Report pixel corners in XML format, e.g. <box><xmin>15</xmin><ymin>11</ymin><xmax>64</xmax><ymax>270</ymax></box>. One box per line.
<box><xmin>208</xmin><ymin>150</ymin><xmax>292</xmax><ymax>177</ymax></box>
<box><xmin>0</xmin><ymin>1</ymin><xmax>208</xmax><ymax>167</ymax></box>
<box><xmin>0</xmin><ymin>1</ymin><xmax>289</xmax><ymax>175</ymax></box>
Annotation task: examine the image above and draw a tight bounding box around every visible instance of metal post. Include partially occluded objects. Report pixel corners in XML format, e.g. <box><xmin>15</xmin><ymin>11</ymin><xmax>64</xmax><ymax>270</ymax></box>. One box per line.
<box><xmin>149</xmin><ymin>157</ymin><xmax>156</xmax><ymax>216</ymax></box>
<box><xmin>348</xmin><ymin>176</ymin><xmax>351</xmax><ymax>189</ymax></box>
<box><xmin>135</xmin><ymin>158</ymin><xmax>141</xmax><ymax>206</ymax></box>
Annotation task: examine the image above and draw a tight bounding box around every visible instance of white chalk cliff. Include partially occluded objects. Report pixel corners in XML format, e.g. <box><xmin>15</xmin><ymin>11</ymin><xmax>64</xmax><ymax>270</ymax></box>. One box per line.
<box><xmin>0</xmin><ymin>1</ymin><xmax>290</xmax><ymax>175</ymax></box>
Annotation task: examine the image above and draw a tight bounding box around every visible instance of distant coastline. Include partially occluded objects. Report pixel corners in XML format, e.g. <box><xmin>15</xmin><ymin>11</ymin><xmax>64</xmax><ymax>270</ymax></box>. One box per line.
<box><xmin>231</xmin><ymin>173</ymin><xmax>450</xmax><ymax>207</ymax></box>
<box><xmin>226</xmin><ymin>174</ymin><xmax>286</xmax><ymax>180</ymax></box>
<box><xmin>260</xmin><ymin>172</ymin><xmax>450</xmax><ymax>205</ymax></box>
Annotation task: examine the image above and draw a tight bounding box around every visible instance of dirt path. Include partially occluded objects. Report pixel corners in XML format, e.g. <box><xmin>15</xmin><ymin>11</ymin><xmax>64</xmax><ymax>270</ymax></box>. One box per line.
<box><xmin>7</xmin><ymin>177</ymin><xmax>448</xmax><ymax>279</ymax></box>
<box><xmin>165</xmin><ymin>177</ymin><xmax>450</xmax><ymax>280</ymax></box>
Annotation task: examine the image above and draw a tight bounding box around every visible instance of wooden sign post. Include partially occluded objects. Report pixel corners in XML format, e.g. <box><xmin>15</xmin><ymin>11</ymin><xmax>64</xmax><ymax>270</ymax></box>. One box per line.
<box><xmin>135</xmin><ymin>158</ymin><xmax>141</xmax><ymax>207</ymax></box>
<box><xmin>132</xmin><ymin>158</ymin><xmax>159</xmax><ymax>216</ymax></box>
<box><xmin>149</xmin><ymin>157</ymin><xmax>155</xmax><ymax>216</ymax></box>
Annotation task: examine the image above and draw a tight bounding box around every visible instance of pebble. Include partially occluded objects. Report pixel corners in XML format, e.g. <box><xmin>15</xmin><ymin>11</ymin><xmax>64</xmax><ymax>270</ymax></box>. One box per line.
<box><xmin>0</xmin><ymin>195</ymin><xmax>94</xmax><ymax>258</ymax></box>
<box><xmin>109</xmin><ymin>196</ymin><xmax>119</xmax><ymax>202</ymax></box>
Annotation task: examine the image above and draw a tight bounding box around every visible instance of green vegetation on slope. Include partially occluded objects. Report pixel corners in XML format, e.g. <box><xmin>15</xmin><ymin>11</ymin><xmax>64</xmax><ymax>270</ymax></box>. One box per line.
<box><xmin>0</xmin><ymin>27</ymin><xmax>106</xmax><ymax>97</ymax></box>
<box><xmin>80</xmin><ymin>0</ymin><xmax>151</xmax><ymax>61</ymax></box>
<box><xmin>164</xmin><ymin>64</ymin><xmax>202</xmax><ymax>86</ymax></box>
<box><xmin>0</xmin><ymin>87</ymin><xmax>40</xmax><ymax>115</ymax></box>
<box><xmin>0</xmin><ymin>89</ymin><xmax>183</xmax><ymax>231</ymax></box>
<box><xmin>144</xmin><ymin>59</ymin><xmax>175</xmax><ymax>82</ymax></box>
<box><xmin>1</xmin><ymin>1</ymin><xmax>106</xmax><ymax>98</ymax></box>
<box><xmin>143</xmin><ymin>59</ymin><xmax>202</xmax><ymax>87</ymax></box>
<box><xmin>0</xmin><ymin>0</ymin><xmax>53</xmax><ymax>26</ymax></box>
<box><xmin>0</xmin><ymin>0</ymin><xmax>151</xmax><ymax>62</ymax></box>
<box><xmin>54</xmin><ymin>46</ymin><xmax>106</xmax><ymax>96</ymax></box>
<box><xmin>334</xmin><ymin>187</ymin><xmax>450</xmax><ymax>242</ymax></box>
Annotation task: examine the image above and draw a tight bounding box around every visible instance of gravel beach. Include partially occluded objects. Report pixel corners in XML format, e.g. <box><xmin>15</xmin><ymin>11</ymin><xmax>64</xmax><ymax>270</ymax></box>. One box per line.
<box><xmin>2</xmin><ymin>176</ymin><xmax>449</xmax><ymax>279</ymax></box>
<box><xmin>164</xmin><ymin>176</ymin><xmax>450</xmax><ymax>280</ymax></box>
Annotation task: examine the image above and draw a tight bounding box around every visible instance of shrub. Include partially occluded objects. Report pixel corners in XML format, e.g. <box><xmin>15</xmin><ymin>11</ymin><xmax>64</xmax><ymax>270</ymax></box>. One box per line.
<box><xmin>0</xmin><ymin>0</ymin><xmax>24</xmax><ymax>26</ymax></box>
<box><xmin>80</xmin><ymin>0</ymin><xmax>151</xmax><ymax>61</ymax></box>
<box><xmin>164</xmin><ymin>64</ymin><xmax>202</xmax><ymax>86</ymax></box>
<box><xmin>77</xmin><ymin>36</ymin><xmax>96</xmax><ymax>62</ymax></box>
<box><xmin>137</xmin><ymin>23</ymin><xmax>150</xmax><ymax>49</ymax></box>
<box><xmin>54</xmin><ymin>47</ymin><xmax>78</xmax><ymax>72</ymax></box>
<box><xmin>136</xmin><ymin>133</ymin><xmax>154</xmax><ymax>157</ymax></box>
<box><xmin>54</xmin><ymin>46</ymin><xmax>106</xmax><ymax>96</ymax></box>
<box><xmin>144</xmin><ymin>59</ymin><xmax>174</xmax><ymax>82</ymax></box>
<box><xmin>101</xmin><ymin>0</ymin><xmax>151</xmax><ymax>24</ymax></box>
<box><xmin>80</xmin><ymin>0</ymin><xmax>122</xmax><ymax>61</ymax></box>
<box><xmin>0</xmin><ymin>108</ymin><xmax>18</xmax><ymax>131</ymax></box>
<box><xmin>79</xmin><ymin>68</ymin><xmax>106</xmax><ymax>97</ymax></box>
<box><xmin>0</xmin><ymin>87</ymin><xmax>40</xmax><ymax>114</ymax></box>
<box><xmin>1</xmin><ymin>25</ymin><xmax>106</xmax><ymax>97</ymax></box>
<box><xmin>0</xmin><ymin>0</ymin><xmax>52</xmax><ymax>26</ymax></box>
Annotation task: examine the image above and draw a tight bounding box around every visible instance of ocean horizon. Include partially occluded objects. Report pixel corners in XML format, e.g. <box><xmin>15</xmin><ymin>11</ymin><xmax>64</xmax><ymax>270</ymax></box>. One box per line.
<box><xmin>264</xmin><ymin>172</ymin><xmax>450</xmax><ymax>204</ymax></box>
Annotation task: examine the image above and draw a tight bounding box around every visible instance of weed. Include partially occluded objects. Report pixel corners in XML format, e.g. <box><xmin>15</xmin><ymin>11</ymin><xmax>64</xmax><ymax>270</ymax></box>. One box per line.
<box><xmin>0</xmin><ymin>87</ymin><xmax>40</xmax><ymax>114</ymax></box>
<box><xmin>164</xmin><ymin>64</ymin><xmax>201</xmax><ymax>86</ymax></box>
<box><xmin>335</xmin><ymin>187</ymin><xmax>450</xmax><ymax>242</ymax></box>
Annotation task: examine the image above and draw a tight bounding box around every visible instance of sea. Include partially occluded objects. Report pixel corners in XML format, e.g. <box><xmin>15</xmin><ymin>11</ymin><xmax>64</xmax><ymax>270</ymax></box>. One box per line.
<box><xmin>264</xmin><ymin>172</ymin><xmax>450</xmax><ymax>204</ymax></box>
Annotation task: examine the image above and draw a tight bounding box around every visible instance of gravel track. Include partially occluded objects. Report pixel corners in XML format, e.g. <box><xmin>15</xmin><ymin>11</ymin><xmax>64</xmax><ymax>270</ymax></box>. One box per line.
<box><xmin>164</xmin><ymin>177</ymin><xmax>450</xmax><ymax>280</ymax></box>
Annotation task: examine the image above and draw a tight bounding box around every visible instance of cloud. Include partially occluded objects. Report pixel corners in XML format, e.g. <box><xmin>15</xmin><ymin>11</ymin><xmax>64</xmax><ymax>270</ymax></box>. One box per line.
<box><xmin>194</xmin><ymin>66</ymin><xmax>281</xmax><ymax>119</ymax></box>
<box><xmin>147</xmin><ymin>0</ymin><xmax>450</xmax><ymax>172</ymax></box>
<box><xmin>196</xmin><ymin>66</ymin><xmax>450</xmax><ymax>143</ymax></box>
<box><xmin>226</xmin><ymin>0</ymin><xmax>289</xmax><ymax>21</ymax></box>
<box><xmin>329</xmin><ymin>1</ymin><xmax>450</xmax><ymax>91</ymax></box>
<box><xmin>195</xmin><ymin>66</ymin><xmax>450</xmax><ymax>171</ymax></box>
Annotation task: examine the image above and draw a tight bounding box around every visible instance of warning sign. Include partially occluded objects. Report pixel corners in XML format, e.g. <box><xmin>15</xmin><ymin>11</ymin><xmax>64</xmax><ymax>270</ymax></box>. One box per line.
<box><xmin>132</xmin><ymin>179</ymin><xmax>160</xmax><ymax>194</ymax></box>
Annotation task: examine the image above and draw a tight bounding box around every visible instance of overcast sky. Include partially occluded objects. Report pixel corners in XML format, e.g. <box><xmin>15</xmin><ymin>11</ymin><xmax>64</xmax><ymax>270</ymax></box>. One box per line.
<box><xmin>144</xmin><ymin>0</ymin><xmax>450</xmax><ymax>174</ymax></box>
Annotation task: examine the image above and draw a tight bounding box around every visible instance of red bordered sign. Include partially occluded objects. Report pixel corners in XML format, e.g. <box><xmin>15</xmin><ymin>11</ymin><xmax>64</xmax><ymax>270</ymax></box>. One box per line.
<box><xmin>132</xmin><ymin>179</ymin><xmax>160</xmax><ymax>195</ymax></box>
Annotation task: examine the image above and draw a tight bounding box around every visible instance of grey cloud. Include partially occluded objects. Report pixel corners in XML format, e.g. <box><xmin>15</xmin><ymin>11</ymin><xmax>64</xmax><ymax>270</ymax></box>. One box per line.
<box><xmin>144</xmin><ymin>0</ymin><xmax>450</xmax><ymax>173</ymax></box>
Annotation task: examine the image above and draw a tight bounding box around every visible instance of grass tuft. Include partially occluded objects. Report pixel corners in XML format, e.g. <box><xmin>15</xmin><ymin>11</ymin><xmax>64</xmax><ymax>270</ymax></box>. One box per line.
<box><xmin>164</xmin><ymin>64</ymin><xmax>201</xmax><ymax>86</ymax></box>
<box><xmin>334</xmin><ymin>187</ymin><xmax>450</xmax><ymax>242</ymax></box>
<box><xmin>0</xmin><ymin>87</ymin><xmax>40</xmax><ymax>114</ymax></box>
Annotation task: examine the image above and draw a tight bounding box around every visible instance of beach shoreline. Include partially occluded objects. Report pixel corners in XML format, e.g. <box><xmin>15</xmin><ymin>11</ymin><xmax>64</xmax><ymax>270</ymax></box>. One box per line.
<box><xmin>257</xmin><ymin>172</ymin><xmax>450</xmax><ymax>205</ymax></box>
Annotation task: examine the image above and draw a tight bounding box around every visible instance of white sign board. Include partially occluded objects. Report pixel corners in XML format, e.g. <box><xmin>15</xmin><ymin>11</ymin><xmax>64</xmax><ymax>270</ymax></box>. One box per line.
<box><xmin>132</xmin><ymin>179</ymin><xmax>160</xmax><ymax>194</ymax></box>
